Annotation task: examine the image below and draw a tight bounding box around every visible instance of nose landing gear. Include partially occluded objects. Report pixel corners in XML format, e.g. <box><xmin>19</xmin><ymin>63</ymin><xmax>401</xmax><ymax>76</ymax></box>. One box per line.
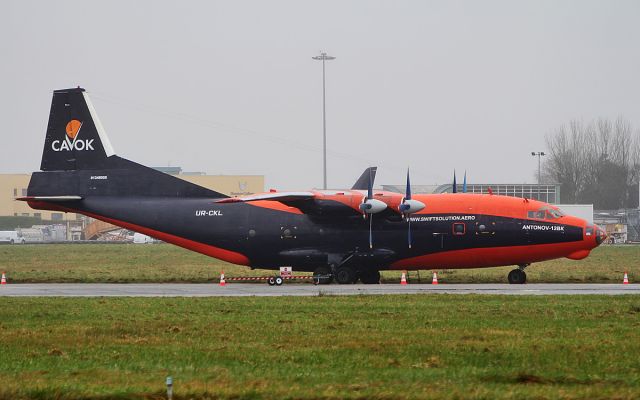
<box><xmin>507</xmin><ymin>265</ymin><xmax>528</xmax><ymax>284</ymax></box>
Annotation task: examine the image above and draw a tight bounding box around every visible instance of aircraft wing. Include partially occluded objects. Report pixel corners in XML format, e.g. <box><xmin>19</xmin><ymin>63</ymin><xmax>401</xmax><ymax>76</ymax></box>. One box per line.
<box><xmin>215</xmin><ymin>191</ymin><xmax>366</xmax><ymax>216</ymax></box>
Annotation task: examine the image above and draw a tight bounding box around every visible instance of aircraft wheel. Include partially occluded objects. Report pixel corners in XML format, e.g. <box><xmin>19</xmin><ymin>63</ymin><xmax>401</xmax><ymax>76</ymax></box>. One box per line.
<box><xmin>9</xmin><ymin>239</ymin><xmax>14</xmax><ymax>245</ymax></box>
<box><xmin>275</xmin><ymin>276</ymin><xmax>284</xmax><ymax>286</ymax></box>
<box><xmin>360</xmin><ymin>270</ymin><xmax>381</xmax><ymax>284</ymax></box>
<box><xmin>267</xmin><ymin>277</ymin><xmax>276</xmax><ymax>286</ymax></box>
<box><xmin>313</xmin><ymin>267</ymin><xmax>333</xmax><ymax>284</ymax></box>
<box><xmin>507</xmin><ymin>269</ymin><xmax>526</xmax><ymax>284</ymax></box>
<box><xmin>335</xmin><ymin>266</ymin><xmax>357</xmax><ymax>284</ymax></box>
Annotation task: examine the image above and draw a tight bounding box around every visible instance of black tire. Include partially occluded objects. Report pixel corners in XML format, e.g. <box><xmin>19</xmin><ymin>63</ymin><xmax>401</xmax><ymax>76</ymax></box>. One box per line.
<box><xmin>335</xmin><ymin>266</ymin><xmax>357</xmax><ymax>284</ymax></box>
<box><xmin>313</xmin><ymin>267</ymin><xmax>333</xmax><ymax>285</ymax></box>
<box><xmin>507</xmin><ymin>269</ymin><xmax>526</xmax><ymax>284</ymax></box>
<box><xmin>360</xmin><ymin>269</ymin><xmax>381</xmax><ymax>284</ymax></box>
<box><xmin>9</xmin><ymin>239</ymin><xmax>14</xmax><ymax>245</ymax></box>
<box><xmin>267</xmin><ymin>277</ymin><xmax>276</xmax><ymax>286</ymax></box>
<box><xmin>275</xmin><ymin>276</ymin><xmax>284</xmax><ymax>286</ymax></box>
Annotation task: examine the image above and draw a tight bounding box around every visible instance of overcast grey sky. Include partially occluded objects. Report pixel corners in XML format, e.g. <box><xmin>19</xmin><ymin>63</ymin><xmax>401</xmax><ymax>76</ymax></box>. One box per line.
<box><xmin>2</xmin><ymin>1</ymin><xmax>639</xmax><ymax>190</ymax></box>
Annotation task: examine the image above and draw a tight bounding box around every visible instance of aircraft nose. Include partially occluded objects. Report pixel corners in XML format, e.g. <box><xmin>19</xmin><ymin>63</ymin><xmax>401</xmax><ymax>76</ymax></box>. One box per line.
<box><xmin>586</xmin><ymin>223</ymin><xmax>607</xmax><ymax>246</ymax></box>
<box><xmin>595</xmin><ymin>225</ymin><xmax>607</xmax><ymax>246</ymax></box>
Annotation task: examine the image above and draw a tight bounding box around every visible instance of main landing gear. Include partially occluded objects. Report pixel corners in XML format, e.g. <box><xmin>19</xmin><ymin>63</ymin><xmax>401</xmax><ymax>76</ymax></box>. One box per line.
<box><xmin>359</xmin><ymin>269</ymin><xmax>381</xmax><ymax>284</ymax></box>
<box><xmin>334</xmin><ymin>266</ymin><xmax>358</xmax><ymax>284</ymax></box>
<box><xmin>508</xmin><ymin>265</ymin><xmax>528</xmax><ymax>284</ymax></box>
<box><xmin>312</xmin><ymin>266</ymin><xmax>333</xmax><ymax>284</ymax></box>
<box><xmin>312</xmin><ymin>266</ymin><xmax>381</xmax><ymax>284</ymax></box>
<box><xmin>333</xmin><ymin>266</ymin><xmax>381</xmax><ymax>284</ymax></box>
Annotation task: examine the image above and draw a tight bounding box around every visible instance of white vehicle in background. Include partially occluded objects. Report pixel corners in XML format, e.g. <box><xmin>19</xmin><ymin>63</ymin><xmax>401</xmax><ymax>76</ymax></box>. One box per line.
<box><xmin>18</xmin><ymin>227</ymin><xmax>46</xmax><ymax>243</ymax></box>
<box><xmin>0</xmin><ymin>231</ymin><xmax>26</xmax><ymax>244</ymax></box>
<box><xmin>133</xmin><ymin>232</ymin><xmax>155</xmax><ymax>244</ymax></box>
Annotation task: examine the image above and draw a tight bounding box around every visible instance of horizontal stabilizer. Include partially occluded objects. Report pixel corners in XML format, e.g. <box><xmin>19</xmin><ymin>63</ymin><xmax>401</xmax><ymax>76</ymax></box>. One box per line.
<box><xmin>16</xmin><ymin>195</ymin><xmax>83</xmax><ymax>202</ymax></box>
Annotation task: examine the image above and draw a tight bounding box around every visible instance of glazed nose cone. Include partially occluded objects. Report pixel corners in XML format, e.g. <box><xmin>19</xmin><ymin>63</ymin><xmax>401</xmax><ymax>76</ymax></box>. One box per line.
<box><xmin>594</xmin><ymin>225</ymin><xmax>607</xmax><ymax>246</ymax></box>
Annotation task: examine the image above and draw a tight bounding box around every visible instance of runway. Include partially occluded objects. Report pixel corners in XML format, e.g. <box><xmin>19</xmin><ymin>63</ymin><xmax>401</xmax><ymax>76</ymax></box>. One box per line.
<box><xmin>0</xmin><ymin>283</ymin><xmax>638</xmax><ymax>297</ymax></box>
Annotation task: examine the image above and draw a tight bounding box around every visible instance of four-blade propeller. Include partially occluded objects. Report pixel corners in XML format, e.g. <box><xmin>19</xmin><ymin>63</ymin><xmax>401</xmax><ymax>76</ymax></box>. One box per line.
<box><xmin>398</xmin><ymin>169</ymin><xmax>425</xmax><ymax>248</ymax></box>
<box><xmin>359</xmin><ymin>167</ymin><xmax>387</xmax><ymax>248</ymax></box>
<box><xmin>359</xmin><ymin>168</ymin><xmax>426</xmax><ymax>249</ymax></box>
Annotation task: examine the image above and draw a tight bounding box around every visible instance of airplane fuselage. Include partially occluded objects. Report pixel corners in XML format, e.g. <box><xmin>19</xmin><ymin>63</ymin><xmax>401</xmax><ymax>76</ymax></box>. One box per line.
<box><xmin>28</xmin><ymin>190</ymin><xmax>603</xmax><ymax>272</ymax></box>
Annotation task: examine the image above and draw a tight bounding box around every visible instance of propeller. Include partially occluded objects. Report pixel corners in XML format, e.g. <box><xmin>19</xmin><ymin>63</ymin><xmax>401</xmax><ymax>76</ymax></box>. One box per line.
<box><xmin>452</xmin><ymin>170</ymin><xmax>457</xmax><ymax>193</ymax></box>
<box><xmin>462</xmin><ymin>170</ymin><xmax>467</xmax><ymax>193</ymax></box>
<box><xmin>359</xmin><ymin>167</ymin><xmax>387</xmax><ymax>248</ymax></box>
<box><xmin>398</xmin><ymin>169</ymin><xmax>425</xmax><ymax>248</ymax></box>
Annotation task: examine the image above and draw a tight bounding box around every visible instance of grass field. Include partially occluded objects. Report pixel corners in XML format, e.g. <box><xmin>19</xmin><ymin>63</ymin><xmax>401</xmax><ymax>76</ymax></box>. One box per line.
<box><xmin>0</xmin><ymin>243</ymin><xmax>637</xmax><ymax>284</ymax></box>
<box><xmin>0</xmin><ymin>295</ymin><xmax>639</xmax><ymax>399</ymax></box>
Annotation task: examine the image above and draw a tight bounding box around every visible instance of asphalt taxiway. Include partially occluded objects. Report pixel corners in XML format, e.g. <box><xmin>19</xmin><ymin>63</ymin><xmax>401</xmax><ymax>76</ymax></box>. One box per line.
<box><xmin>0</xmin><ymin>283</ymin><xmax>638</xmax><ymax>297</ymax></box>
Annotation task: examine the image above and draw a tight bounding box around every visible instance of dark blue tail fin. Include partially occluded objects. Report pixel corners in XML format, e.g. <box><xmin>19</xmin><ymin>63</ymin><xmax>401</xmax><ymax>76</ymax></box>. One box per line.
<box><xmin>30</xmin><ymin>88</ymin><xmax>228</xmax><ymax>199</ymax></box>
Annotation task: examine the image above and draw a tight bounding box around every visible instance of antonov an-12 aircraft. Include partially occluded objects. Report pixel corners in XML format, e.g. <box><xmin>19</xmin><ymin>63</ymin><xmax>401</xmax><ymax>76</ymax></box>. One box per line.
<box><xmin>20</xmin><ymin>88</ymin><xmax>606</xmax><ymax>284</ymax></box>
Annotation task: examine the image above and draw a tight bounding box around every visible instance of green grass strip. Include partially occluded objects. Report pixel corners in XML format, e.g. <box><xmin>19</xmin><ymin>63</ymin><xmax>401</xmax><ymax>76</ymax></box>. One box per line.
<box><xmin>0</xmin><ymin>295</ymin><xmax>639</xmax><ymax>399</ymax></box>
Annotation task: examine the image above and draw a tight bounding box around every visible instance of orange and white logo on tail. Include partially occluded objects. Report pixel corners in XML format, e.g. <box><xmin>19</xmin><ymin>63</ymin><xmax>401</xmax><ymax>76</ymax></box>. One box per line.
<box><xmin>52</xmin><ymin>119</ymin><xmax>95</xmax><ymax>152</ymax></box>
<box><xmin>66</xmin><ymin>119</ymin><xmax>82</xmax><ymax>140</ymax></box>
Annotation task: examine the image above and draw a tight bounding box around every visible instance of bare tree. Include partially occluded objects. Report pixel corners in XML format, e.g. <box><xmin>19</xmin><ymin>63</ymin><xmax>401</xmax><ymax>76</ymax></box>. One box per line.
<box><xmin>543</xmin><ymin>117</ymin><xmax>640</xmax><ymax>208</ymax></box>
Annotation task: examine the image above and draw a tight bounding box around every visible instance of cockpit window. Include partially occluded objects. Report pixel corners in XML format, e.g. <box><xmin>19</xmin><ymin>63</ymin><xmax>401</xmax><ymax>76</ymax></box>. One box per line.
<box><xmin>547</xmin><ymin>209</ymin><xmax>564</xmax><ymax>219</ymax></box>
<box><xmin>528</xmin><ymin>210</ymin><xmax>546</xmax><ymax>219</ymax></box>
<box><xmin>528</xmin><ymin>207</ymin><xmax>563</xmax><ymax>220</ymax></box>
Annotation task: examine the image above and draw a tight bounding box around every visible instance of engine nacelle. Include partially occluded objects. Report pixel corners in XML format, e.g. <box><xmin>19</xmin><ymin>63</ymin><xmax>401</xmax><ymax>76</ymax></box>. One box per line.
<box><xmin>359</xmin><ymin>198</ymin><xmax>387</xmax><ymax>214</ymax></box>
<box><xmin>398</xmin><ymin>199</ymin><xmax>425</xmax><ymax>214</ymax></box>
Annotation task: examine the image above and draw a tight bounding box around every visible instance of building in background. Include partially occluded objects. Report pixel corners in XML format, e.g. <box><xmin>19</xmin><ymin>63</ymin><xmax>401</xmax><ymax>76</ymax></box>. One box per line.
<box><xmin>0</xmin><ymin>174</ymin><xmax>68</xmax><ymax>221</ymax></box>
<box><xmin>556</xmin><ymin>204</ymin><xmax>594</xmax><ymax>224</ymax></box>
<box><xmin>382</xmin><ymin>183</ymin><xmax>561</xmax><ymax>204</ymax></box>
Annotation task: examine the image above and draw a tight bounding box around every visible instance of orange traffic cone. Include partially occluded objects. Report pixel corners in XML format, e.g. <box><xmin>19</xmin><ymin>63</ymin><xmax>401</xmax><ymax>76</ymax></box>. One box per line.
<box><xmin>219</xmin><ymin>271</ymin><xmax>226</xmax><ymax>286</ymax></box>
<box><xmin>400</xmin><ymin>271</ymin><xmax>408</xmax><ymax>285</ymax></box>
<box><xmin>432</xmin><ymin>272</ymin><xmax>439</xmax><ymax>285</ymax></box>
<box><xmin>1</xmin><ymin>272</ymin><xmax>6</xmax><ymax>285</ymax></box>
<box><xmin>623</xmin><ymin>272</ymin><xmax>629</xmax><ymax>284</ymax></box>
